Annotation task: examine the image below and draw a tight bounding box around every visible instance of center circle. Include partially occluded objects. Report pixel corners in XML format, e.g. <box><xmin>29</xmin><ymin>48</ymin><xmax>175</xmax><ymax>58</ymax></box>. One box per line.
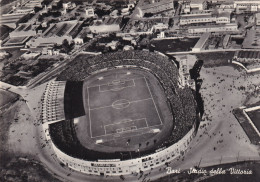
<box><xmin>112</xmin><ymin>99</ymin><xmax>130</xmax><ymax>109</ymax></box>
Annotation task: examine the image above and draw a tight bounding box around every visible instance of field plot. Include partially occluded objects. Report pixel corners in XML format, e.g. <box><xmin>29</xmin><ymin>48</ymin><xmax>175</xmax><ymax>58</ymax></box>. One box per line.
<box><xmin>86</xmin><ymin>77</ymin><xmax>162</xmax><ymax>138</ymax></box>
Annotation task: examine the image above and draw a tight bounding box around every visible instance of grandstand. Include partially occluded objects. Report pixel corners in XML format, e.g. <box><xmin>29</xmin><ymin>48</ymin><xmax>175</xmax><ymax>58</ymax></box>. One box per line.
<box><xmin>42</xmin><ymin>50</ymin><xmax>200</xmax><ymax>176</ymax></box>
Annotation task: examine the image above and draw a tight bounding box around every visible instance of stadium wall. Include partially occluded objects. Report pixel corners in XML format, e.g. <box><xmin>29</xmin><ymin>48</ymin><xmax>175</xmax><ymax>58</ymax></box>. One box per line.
<box><xmin>44</xmin><ymin>120</ymin><xmax>197</xmax><ymax>176</ymax></box>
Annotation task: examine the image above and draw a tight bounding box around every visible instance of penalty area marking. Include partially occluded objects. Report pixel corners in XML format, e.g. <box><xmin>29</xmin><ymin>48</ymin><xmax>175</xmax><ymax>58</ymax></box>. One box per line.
<box><xmin>99</xmin><ymin>79</ymin><xmax>136</xmax><ymax>92</ymax></box>
<box><xmin>102</xmin><ymin>118</ymin><xmax>148</xmax><ymax>137</ymax></box>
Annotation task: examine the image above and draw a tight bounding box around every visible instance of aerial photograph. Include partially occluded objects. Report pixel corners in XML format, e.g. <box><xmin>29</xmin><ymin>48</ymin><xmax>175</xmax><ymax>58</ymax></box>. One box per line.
<box><xmin>0</xmin><ymin>0</ymin><xmax>260</xmax><ymax>181</ymax></box>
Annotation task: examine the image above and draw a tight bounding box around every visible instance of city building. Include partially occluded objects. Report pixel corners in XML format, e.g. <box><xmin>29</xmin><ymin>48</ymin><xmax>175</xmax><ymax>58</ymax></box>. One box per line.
<box><xmin>188</xmin><ymin>23</ymin><xmax>238</xmax><ymax>34</ymax></box>
<box><xmin>217</xmin><ymin>3</ymin><xmax>235</xmax><ymax>13</ymax></box>
<box><xmin>89</xmin><ymin>17</ymin><xmax>122</xmax><ymax>34</ymax></box>
<box><xmin>9</xmin><ymin>23</ymin><xmax>38</xmax><ymax>38</ymax></box>
<box><xmin>85</xmin><ymin>6</ymin><xmax>95</xmax><ymax>18</ymax></box>
<box><xmin>62</xmin><ymin>2</ymin><xmax>76</xmax><ymax>10</ymax></box>
<box><xmin>0</xmin><ymin>13</ymin><xmax>31</xmax><ymax>28</ymax></box>
<box><xmin>256</xmin><ymin>13</ymin><xmax>260</xmax><ymax>26</ymax></box>
<box><xmin>74</xmin><ymin>27</ymin><xmax>91</xmax><ymax>45</ymax></box>
<box><xmin>234</xmin><ymin>0</ymin><xmax>260</xmax><ymax>12</ymax></box>
<box><xmin>13</xmin><ymin>7</ymin><xmax>35</xmax><ymax>14</ymax></box>
<box><xmin>140</xmin><ymin>0</ymin><xmax>174</xmax><ymax>14</ymax></box>
<box><xmin>180</xmin><ymin>12</ymin><xmax>230</xmax><ymax>25</ymax></box>
<box><xmin>190</xmin><ymin>0</ymin><xmax>207</xmax><ymax>10</ymax></box>
<box><xmin>24</xmin><ymin>0</ymin><xmax>43</xmax><ymax>8</ymax></box>
<box><xmin>26</xmin><ymin>20</ymin><xmax>83</xmax><ymax>48</ymax></box>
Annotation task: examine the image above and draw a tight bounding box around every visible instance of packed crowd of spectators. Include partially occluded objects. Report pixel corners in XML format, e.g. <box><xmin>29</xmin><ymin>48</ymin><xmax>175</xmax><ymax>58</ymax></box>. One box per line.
<box><xmin>50</xmin><ymin>50</ymin><xmax>198</xmax><ymax>160</ymax></box>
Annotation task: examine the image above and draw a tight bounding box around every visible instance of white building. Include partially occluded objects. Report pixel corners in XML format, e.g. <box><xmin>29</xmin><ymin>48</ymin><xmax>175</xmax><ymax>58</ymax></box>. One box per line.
<box><xmin>217</xmin><ymin>3</ymin><xmax>235</xmax><ymax>13</ymax></box>
<box><xmin>152</xmin><ymin>22</ymin><xmax>169</xmax><ymax>31</ymax></box>
<box><xmin>180</xmin><ymin>12</ymin><xmax>230</xmax><ymax>25</ymax></box>
<box><xmin>256</xmin><ymin>13</ymin><xmax>260</xmax><ymax>26</ymax></box>
<box><xmin>85</xmin><ymin>7</ymin><xmax>95</xmax><ymax>18</ymax></box>
<box><xmin>62</xmin><ymin>2</ymin><xmax>76</xmax><ymax>10</ymax></box>
<box><xmin>89</xmin><ymin>17</ymin><xmax>122</xmax><ymax>34</ymax></box>
<box><xmin>234</xmin><ymin>0</ymin><xmax>260</xmax><ymax>12</ymax></box>
<box><xmin>188</xmin><ymin>23</ymin><xmax>238</xmax><ymax>34</ymax></box>
<box><xmin>24</xmin><ymin>0</ymin><xmax>43</xmax><ymax>8</ymax></box>
<box><xmin>13</xmin><ymin>7</ymin><xmax>35</xmax><ymax>14</ymax></box>
<box><xmin>190</xmin><ymin>0</ymin><xmax>207</xmax><ymax>10</ymax></box>
<box><xmin>26</xmin><ymin>20</ymin><xmax>83</xmax><ymax>48</ymax></box>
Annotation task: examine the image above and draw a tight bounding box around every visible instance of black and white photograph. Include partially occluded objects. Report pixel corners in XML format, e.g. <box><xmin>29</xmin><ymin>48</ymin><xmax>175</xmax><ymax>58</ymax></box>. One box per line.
<box><xmin>0</xmin><ymin>0</ymin><xmax>260</xmax><ymax>181</ymax></box>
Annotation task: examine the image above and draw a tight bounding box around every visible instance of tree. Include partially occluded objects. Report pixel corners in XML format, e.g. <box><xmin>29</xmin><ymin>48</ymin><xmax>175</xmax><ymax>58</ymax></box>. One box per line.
<box><xmin>62</xmin><ymin>39</ymin><xmax>70</xmax><ymax>53</ymax></box>
<box><xmin>144</xmin><ymin>13</ymin><xmax>154</xmax><ymax>18</ymax></box>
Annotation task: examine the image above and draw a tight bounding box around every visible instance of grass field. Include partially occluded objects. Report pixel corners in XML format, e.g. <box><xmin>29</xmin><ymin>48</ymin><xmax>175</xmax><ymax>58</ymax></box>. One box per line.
<box><xmin>75</xmin><ymin>68</ymin><xmax>173</xmax><ymax>152</ymax></box>
<box><xmin>87</xmin><ymin>77</ymin><xmax>162</xmax><ymax>138</ymax></box>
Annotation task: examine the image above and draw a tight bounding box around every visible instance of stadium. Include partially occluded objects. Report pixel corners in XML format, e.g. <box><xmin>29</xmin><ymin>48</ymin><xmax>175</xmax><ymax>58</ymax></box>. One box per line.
<box><xmin>41</xmin><ymin>50</ymin><xmax>200</xmax><ymax>176</ymax></box>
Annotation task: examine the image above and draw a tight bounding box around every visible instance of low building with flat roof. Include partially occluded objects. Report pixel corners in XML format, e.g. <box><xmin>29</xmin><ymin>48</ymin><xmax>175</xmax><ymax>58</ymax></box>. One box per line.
<box><xmin>26</xmin><ymin>20</ymin><xmax>83</xmax><ymax>48</ymax></box>
<box><xmin>89</xmin><ymin>17</ymin><xmax>122</xmax><ymax>34</ymax></box>
<box><xmin>24</xmin><ymin>0</ymin><xmax>43</xmax><ymax>8</ymax></box>
<box><xmin>192</xmin><ymin>32</ymin><xmax>210</xmax><ymax>52</ymax></box>
<box><xmin>180</xmin><ymin>12</ymin><xmax>230</xmax><ymax>25</ymax></box>
<box><xmin>0</xmin><ymin>13</ymin><xmax>30</xmax><ymax>29</ymax></box>
<box><xmin>190</xmin><ymin>0</ymin><xmax>207</xmax><ymax>10</ymax></box>
<box><xmin>86</xmin><ymin>6</ymin><xmax>95</xmax><ymax>18</ymax></box>
<box><xmin>188</xmin><ymin>23</ymin><xmax>238</xmax><ymax>34</ymax></box>
<box><xmin>13</xmin><ymin>7</ymin><xmax>35</xmax><ymax>14</ymax></box>
<box><xmin>9</xmin><ymin>23</ymin><xmax>38</xmax><ymax>38</ymax></box>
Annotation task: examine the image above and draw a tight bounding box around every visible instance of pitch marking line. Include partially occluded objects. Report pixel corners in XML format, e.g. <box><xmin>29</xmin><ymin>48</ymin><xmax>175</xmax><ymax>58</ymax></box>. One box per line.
<box><xmin>87</xmin><ymin>87</ymin><xmax>93</xmax><ymax>138</ymax></box>
<box><xmin>102</xmin><ymin>118</ymin><xmax>149</xmax><ymax>137</ymax></box>
<box><xmin>98</xmin><ymin>79</ymin><xmax>136</xmax><ymax>93</ymax></box>
<box><xmin>89</xmin><ymin>98</ymin><xmax>152</xmax><ymax>111</ymax></box>
<box><xmin>104</xmin><ymin>118</ymin><xmax>147</xmax><ymax>128</ymax></box>
<box><xmin>92</xmin><ymin>123</ymin><xmax>163</xmax><ymax>139</ymax></box>
<box><xmin>144</xmin><ymin>77</ymin><xmax>163</xmax><ymax>125</ymax></box>
<box><xmin>87</xmin><ymin>77</ymin><xmax>143</xmax><ymax>89</ymax></box>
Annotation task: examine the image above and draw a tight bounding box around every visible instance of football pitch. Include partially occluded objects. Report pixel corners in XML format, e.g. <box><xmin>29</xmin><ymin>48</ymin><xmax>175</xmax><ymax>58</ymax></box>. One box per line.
<box><xmin>86</xmin><ymin>77</ymin><xmax>163</xmax><ymax>138</ymax></box>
